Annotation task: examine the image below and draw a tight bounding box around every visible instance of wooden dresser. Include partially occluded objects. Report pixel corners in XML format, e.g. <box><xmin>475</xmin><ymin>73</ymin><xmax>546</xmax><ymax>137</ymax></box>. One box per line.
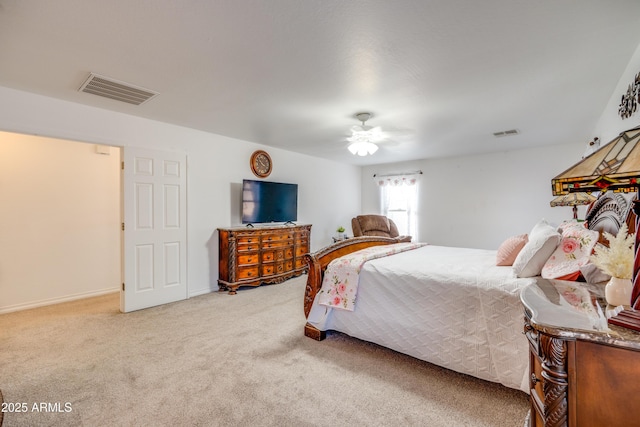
<box><xmin>521</xmin><ymin>279</ymin><xmax>640</xmax><ymax>427</ymax></box>
<box><xmin>218</xmin><ymin>224</ymin><xmax>311</xmax><ymax>294</ymax></box>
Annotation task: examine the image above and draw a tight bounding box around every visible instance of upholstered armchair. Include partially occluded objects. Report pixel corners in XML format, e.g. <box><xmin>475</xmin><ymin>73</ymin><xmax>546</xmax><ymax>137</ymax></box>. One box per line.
<box><xmin>351</xmin><ymin>215</ymin><xmax>412</xmax><ymax>242</ymax></box>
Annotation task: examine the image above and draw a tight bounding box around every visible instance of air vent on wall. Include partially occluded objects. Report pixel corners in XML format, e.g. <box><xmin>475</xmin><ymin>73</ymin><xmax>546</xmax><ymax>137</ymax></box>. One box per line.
<box><xmin>78</xmin><ymin>73</ymin><xmax>158</xmax><ymax>105</ymax></box>
<box><xmin>493</xmin><ymin>129</ymin><xmax>520</xmax><ymax>137</ymax></box>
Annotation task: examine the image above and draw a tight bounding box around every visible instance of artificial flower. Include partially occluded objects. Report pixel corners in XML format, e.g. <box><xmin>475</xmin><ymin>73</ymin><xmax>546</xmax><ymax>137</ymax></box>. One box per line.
<box><xmin>589</xmin><ymin>224</ymin><xmax>635</xmax><ymax>279</ymax></box>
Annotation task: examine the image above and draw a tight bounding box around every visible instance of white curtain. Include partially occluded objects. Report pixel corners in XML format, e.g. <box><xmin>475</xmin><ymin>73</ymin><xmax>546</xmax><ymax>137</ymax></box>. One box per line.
<box><xmin>375</xmin><ymin>172</ymin><xmax>420</xmax><ymax>238</ymax></box>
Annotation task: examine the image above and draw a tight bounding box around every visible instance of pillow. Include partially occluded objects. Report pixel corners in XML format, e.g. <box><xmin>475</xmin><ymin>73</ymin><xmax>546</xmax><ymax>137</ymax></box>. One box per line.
<box><xmin>557</xmin><ymin>219</ymin><xmax>585</xmax><ymax>233</ymax></box>
<box><xmin>496</xmin><ymin>234</ymin><xmax>528</xmax><ymax>266</ymax></box>
<box><xmin>541</xmin><ymin>225</ymin><xmax>599</xmax><ymax>281</ymax></box>
<box><xmin>579</xmin><ymin>262</ymin><xmax>611</xmax><ymax>284</ymax></box>
<box><xmin>513</xmin><ymin>219</ymin><xmax>561</xmax><ymax>278</ymax></box>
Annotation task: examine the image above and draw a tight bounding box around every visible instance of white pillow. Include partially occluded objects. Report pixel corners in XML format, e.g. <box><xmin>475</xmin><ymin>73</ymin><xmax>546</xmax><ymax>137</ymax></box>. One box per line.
<box><xmin>513</xmin><ymin>219</ymin><xmax>561</xmax><ymax>278</ymax></box>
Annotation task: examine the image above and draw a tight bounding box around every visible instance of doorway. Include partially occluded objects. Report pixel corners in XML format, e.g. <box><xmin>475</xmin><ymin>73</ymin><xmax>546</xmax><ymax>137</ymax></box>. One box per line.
<box><xmin>0</xmin><ymin>132</ymin><xmax>190</xmax><ymax>314</ymax></box>
<box><xmin>0</xmin><ymin>132</ymin><xmax>121</xmax><ymax>313</ymax></box>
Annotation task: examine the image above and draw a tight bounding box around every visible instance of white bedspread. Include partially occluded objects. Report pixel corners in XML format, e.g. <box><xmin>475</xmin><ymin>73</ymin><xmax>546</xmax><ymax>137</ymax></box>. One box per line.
<box><xmin>307</xmin><ymin>245</ymin><xmax>536</xmax><ymax>393</ymax></box>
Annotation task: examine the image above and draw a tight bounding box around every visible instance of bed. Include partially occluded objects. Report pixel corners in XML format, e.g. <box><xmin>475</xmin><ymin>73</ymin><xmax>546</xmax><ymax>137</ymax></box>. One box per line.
<box><xmin>302</xmin><ymin>193</ymin><xmax>636</xmax><ymax>394</ymax></box>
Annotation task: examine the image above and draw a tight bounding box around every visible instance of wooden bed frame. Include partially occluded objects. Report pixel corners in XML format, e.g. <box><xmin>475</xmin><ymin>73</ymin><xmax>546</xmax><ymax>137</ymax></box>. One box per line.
<box><xmin>303</xmin><ymin>236</ymin><xmax>410</xmax><ymax>340</ymax></box>
<box><xmin>303</xmin><ymin>193</ymin><xmax>639</xmax><ymax>341</ymax></box>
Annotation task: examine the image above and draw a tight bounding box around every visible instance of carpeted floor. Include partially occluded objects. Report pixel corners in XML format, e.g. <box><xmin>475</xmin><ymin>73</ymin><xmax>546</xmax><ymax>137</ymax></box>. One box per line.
<box><xmin>0</xmin><ymin>276</ymin><xmax>529</xmax><ymax>426</ymax></box>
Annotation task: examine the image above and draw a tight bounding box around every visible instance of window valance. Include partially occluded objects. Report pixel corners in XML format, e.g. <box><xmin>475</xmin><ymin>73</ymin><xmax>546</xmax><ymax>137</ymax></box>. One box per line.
<box><xmin>373</xmin><ymin>171</ymin><xmax>422</xmax><ymax>187</ymax></box>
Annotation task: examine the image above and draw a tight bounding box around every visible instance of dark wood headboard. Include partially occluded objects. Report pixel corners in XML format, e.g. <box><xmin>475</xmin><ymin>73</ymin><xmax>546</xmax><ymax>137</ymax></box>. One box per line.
<box><xmin>585</xmin><ymin>192</ymin><xmax>636</xmax><ymax>245</ymax></box>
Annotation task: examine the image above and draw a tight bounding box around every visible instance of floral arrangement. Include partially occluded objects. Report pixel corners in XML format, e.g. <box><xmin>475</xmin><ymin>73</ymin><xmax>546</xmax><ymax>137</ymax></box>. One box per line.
<box><xmin>589</xmin><ymin>224</ymin><xmax>635</xmax><ymax>279</ymax></box>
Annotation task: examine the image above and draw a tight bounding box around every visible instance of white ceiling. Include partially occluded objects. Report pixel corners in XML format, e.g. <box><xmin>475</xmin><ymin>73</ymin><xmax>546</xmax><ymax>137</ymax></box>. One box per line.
<box><xmin>1</xmin><ymin>0</ymin><xmax>640</xmax><ymax>166</ymax></box>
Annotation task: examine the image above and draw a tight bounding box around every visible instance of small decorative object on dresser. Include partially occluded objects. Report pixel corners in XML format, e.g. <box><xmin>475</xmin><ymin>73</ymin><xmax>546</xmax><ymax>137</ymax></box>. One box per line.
<box><xmin>521</xmin><ymin>279</ymin><xmax>640</xmax><ymax>427</ymax></box>
<box><xmin>218</xmin><ymin>224</ymin><xmax>311</xmax><ymax>294</ymax></box>
<box><xmin>589</xmin><ymin>223</ymin><xmax>635</xmax><ymax>307</ymax></box>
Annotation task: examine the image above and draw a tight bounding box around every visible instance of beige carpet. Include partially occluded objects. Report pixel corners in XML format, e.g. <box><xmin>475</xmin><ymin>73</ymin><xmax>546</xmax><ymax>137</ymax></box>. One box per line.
<box><xmin>0</xmin><ymin>276</ymin><xmax>529</xmax><ymax>426</ymax></box>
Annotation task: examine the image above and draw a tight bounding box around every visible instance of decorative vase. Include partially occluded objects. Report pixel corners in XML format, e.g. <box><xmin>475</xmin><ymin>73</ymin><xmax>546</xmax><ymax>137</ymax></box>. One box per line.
<box><xmin>605</xmin><ymin>277</ymin><xmax>633</xmax><ymax>306</ymax></box>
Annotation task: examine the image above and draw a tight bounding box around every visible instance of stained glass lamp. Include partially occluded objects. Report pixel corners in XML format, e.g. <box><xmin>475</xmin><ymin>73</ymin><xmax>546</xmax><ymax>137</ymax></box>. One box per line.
<box><xmin>551</xmin><ymin>125</ymin><xmax>640</xmax><ymax>315</ymax></box>
<box><xmin>552</xmin><ymin>126</ymin><xmax>640</xmax><ymax>196</ymax></box>
<box><xmin>550</xmin><ymin>192</ymin><xmax>597</xmax><ymax>219</ymax></box>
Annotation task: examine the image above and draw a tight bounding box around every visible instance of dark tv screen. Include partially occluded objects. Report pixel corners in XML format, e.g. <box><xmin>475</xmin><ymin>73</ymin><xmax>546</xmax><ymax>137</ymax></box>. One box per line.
<box><xmin>242</xmin><ymin>179</ymin><xmax>298</xmax><ymax>224</ymax></box>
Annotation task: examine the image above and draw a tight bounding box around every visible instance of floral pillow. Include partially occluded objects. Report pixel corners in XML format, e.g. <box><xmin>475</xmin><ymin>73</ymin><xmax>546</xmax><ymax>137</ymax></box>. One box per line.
<box><xmin>557</xmin><ymin>219</ymin><xmax>580</xmax><ymax>233</ymax></box>
<box><xmin>541</xmin><ymin>223</ymin><xmax>599</xmax><ymax>281</ymax></box>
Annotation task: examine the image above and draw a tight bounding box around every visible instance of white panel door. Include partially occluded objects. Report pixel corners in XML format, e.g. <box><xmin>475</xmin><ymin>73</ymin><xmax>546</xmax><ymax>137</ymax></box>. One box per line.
<box><xmin>121</xmin><ymin>147</ymin><xmax>187</xmax><ymax>312</ymax></box>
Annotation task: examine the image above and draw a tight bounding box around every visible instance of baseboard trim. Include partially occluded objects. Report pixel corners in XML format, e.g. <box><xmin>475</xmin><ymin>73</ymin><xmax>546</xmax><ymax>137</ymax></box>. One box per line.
<box><xmin>188</xmin><ymin>287</ymin><xmax>216</xmax><ymax>298</ymax></box>
<box><xmin>0</xmin><ymin>287</ymin><xmax>119</xmax><ymax>314</ymax></box>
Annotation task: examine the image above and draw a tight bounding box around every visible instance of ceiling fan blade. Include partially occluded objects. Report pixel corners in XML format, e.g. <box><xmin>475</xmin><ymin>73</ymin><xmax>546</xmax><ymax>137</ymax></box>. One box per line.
<box><xmin>368</xmin><ymin>126</ymin><xmax>384</xmax><ymax>142</ymax></box>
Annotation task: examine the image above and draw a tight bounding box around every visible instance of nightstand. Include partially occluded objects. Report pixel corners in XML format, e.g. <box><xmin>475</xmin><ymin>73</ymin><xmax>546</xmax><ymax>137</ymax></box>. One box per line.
<box><xmin>521</xmin><ymin>279</ymin><xmax>640</xmax><ymax>427</ymax></box>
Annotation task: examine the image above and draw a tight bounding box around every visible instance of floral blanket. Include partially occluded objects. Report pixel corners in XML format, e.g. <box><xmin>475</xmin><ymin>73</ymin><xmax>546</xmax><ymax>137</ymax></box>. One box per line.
<box><xmin>317</xmin><ymin>242</ymin><xmax>427</xmax><ymax>311</ymax></box>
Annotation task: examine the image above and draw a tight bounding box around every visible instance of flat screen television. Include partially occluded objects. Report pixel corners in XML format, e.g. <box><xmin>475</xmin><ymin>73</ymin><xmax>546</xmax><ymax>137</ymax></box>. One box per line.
<box><xmin>242</xmin><ymin>179</ymin><xmax>298</xmax><ymax>224</ymax></box>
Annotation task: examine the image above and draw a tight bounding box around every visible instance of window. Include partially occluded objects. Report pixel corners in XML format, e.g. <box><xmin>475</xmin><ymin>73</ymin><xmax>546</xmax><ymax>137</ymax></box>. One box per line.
<box><xmin>376</xmin><ymin>173</ymin><xmax>420</xmax><ymax>238</ymax></box>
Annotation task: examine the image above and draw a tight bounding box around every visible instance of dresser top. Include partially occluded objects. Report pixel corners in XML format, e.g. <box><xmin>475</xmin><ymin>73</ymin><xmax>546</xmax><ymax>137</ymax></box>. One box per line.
<box><xmin>521</xmin><ymin>279</ymin><xmax>640</xmax><ymax>350</ymax></box>
<box><xmin>218</xmin><ymin>224</ymin><xmax>311</xmax><ymax>232</ymax></box>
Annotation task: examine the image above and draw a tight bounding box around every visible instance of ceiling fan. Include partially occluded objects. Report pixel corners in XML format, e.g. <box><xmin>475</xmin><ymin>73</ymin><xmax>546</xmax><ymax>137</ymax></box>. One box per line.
<box><xmin>347</xmin><ymin>112</ymin><xmax>383</xmax><ymax>156</ymax></box>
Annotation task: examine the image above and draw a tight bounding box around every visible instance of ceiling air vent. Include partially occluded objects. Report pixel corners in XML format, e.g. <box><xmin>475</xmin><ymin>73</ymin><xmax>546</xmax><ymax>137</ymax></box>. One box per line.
<box><xmin>78</xmin><ymin>73</ymin><xmax>158</xmax><ymax>105</ymax></box>
<box><xmin>493</xmin><ymin>129</ymin><xmax>520</xmax><ymax>137</ymax></box>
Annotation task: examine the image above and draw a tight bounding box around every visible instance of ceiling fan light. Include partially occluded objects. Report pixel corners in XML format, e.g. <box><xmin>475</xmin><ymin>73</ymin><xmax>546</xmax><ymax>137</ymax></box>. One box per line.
<box><xmin>348</xmin><ymin>141</ymin><xmax>378</xmax><ymax>156</ymax></box>
<box><xmin>346</xmin><ymin>112</ymin><xmax>380</xmax><ymax>155</ymax></box>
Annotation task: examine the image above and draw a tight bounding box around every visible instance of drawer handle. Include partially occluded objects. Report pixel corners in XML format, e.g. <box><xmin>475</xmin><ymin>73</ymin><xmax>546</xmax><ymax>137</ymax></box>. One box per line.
<box><xmin>247</xmin><ymin>257</ymin><xmax>253</xmax><ymax>262</ymax></box>
<box><xmin>531</xmin><ymin>373</ymin><xmax>540</xmax><ymax>386</ymax></box>
<box><xmin>266</xmin><ymin>255</ymin><xmax>272</xmax><ymax>260</ymax></box>
<box><xmin>247</xmin><ymin>272</ymin><xmax>253</xmax><ymax>277</ymax></box>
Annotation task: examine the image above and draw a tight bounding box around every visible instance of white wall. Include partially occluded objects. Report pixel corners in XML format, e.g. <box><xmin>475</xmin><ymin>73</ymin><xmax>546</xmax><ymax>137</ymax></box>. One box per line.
<box><xmin>0</xmin><ymin>133</ymin><xmax>121</xmax><ymax>312</ymax></box>
<box><xmin>0</xmin><ymin>86</ymin><xmax>361</xmax><ymax>310</ymax></box>
<box><xmin>361</xmin><ymin>142</ymin><xmax>585</xmax><ymax>249</ymax></box>
<box><xmin>360</xmin><ymin>40</ymin><xmax>640</xmax><ymax>250</ymax></box>
<box><xmin>593</xmin><ymin>42</ymin><xmax>640</xmax><ymax>143</ymax></box>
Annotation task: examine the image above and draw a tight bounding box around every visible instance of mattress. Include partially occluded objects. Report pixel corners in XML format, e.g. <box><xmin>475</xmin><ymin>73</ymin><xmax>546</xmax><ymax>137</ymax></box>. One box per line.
<box><xmin>307</xmin><ymin>245</ymin><xmax>536</xmax><ymax>392</ymax></box>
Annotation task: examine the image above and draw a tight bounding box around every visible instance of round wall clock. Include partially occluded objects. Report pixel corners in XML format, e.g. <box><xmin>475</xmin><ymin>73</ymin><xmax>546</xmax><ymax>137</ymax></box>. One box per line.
<box><xmin>250</xmin><ymin>150</ymin><xmax>272</xmax><ymax>178</ymax></box>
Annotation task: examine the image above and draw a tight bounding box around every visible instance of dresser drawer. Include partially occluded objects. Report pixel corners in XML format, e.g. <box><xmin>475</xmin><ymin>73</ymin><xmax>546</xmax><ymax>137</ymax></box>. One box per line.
<box><xmin>238</xmin><ymin>253</ymin><xmax>259</xmax><ymax>265</ymax></box>
<box><xmin>262</xmin><ymin>250</ymin><xmax>275</xmax><ymax>262</ymax></box>
<box><xmin>295</xmin><ymin>245</ymin><xmax>308</xmax><ymax>257</ymax></box>
<box><xmin>263</xmin><ymin>240</ymin><xmax>292</xmax><ymax>249</ymax></box>
<box><xmin>237</xmin><ymin>243</ymin><xmax>259</xmax><ymax>252</ymax></box>
<box><xmin>263</xmin><ymin>233</ymin><xmax>293</xmax><ymax>242</ymax></box>
<box><xmin>237</xmin><ymin>266</ymin><xmax>259</xmax><ymax>280</ymax></box>
<box><xmin>236</xmin><ymin>234</ymin><xmax>259</xmax><ymax>244</ymax></box>
<box><xmin>284</xmin><ymin>248</ymin><xmax>294</xmax><ymax>259</ymax></box>
<box><xmin>262</xmin><ymin>263</ymin><xmax>277</xmax><ymax>276</ymax></box>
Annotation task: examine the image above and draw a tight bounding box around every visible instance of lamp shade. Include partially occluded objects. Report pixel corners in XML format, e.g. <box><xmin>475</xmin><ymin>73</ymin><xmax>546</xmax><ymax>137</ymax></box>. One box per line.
<box><xmin>348</xmin><ymin>141</ymin><xmax>378</xmax><ymax>156</ymax></box>
<box><xmin>549</xmin><ymin>192</ymin><xmax>596</xmax><ymax>207</ymax></box>
<box><xmin>552</xmin><ymin>126</ymin><xmax>640</xmax><ymax>195</ymax></box>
